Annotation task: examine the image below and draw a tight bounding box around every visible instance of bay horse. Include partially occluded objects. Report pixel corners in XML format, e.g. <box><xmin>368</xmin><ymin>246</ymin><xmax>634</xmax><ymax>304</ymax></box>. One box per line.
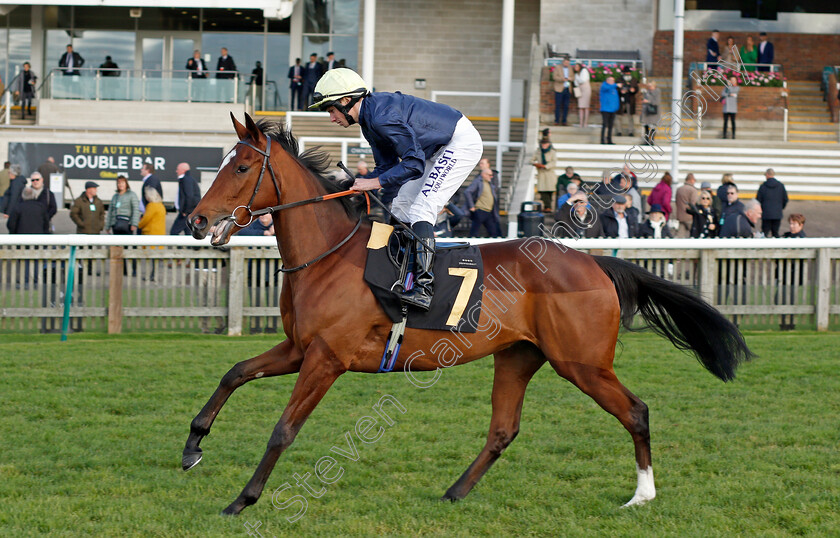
<box><xmin>184</xmin><ymin>113</ymin><xmax>752</xmax><ymax>516</ymax></box>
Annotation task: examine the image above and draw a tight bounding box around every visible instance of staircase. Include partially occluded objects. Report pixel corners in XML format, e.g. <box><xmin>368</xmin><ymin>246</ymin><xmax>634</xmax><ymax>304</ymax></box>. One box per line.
<box><xmin>787</xmin><ymin>81</ymin><xmax>837</xmax><ymax>144</ymax></box>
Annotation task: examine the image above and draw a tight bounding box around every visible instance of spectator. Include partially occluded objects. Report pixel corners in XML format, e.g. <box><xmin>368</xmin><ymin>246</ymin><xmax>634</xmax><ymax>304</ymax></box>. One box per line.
<box><xmin>250</xmin><ymin>61</ymin><xmax>264</xmax><ymax>109</ymax></box>
<box><xmin>593</xmin><ymin>170</ymin><xmax>617</xmax><ymax>199</ymax></box>
<box><xmin>556</xmin><ymin>166</ymin><xmax>581</xmax><ymax>196</ymax></box>
<box><xmin>216</xmin><ymin>47</ymin><xmax>237</xmax><ymax>79</ymax></box>
<box><xmin>70</xmin><ymin>181</ymin><xmax>105</xmax><ymax>234</ymax></box>
<box><xmin>555</xmin><ymin>194</ymin><xmax>602</xmax><ymax>238</ymax></box>
<box><xmin>288</xmin><ymin>58</ymin><xmax>304</xmax><ymax>110</ymax></box>
<box><xmin>740</xmin><ymin>36</ymin><xmax>758</xmax><ymax>72</ymax></box>
<box><xmin>722</xmin><ymin>76</ymin><xmax>738</xmax><ymax>139</ymax></box>
<box><xmin>675</xmin><ymin>173</ymin><xmax>700</xmax><ymax>238</ymax></box>
<box><xmin>686</xmin><ymin>189</ymin><xmax>718</xmax><ymax>238</ymax></box>
<box><xmin>783</xmin><ymin>213</ymin><xmax>806</xmax><ymax>238</ymax></box>
<box><xmin>623</xmin><ymin>187</ymin><xmax>641</xmax><ymax>225</ymax></box>
<box><xmin>601</xmin><ymin>195</ymin><xmax>638</xmax><ymax>238</ymax></box>
<box><xmin>106</xmin><ymin>175</ymin><xmax>140</xmax><ymax>235</ymax></box>
<box><xmin>744</xmin><ymin>200</ymin><xmax>763</xmax><ymax>234</ymax></box>
<box><xmin>16</xmin><ymin>62</ymin><xmax>36</xmax><ymax>119</ymax></box>
<box><xmin>646</xmin><ymin>172</ymin><xmax>673</xmax><ymax>221</ymax></box>
<box><xmin>37</xmin><ymin>156</ymin><xmax>60</xmax><ymax>192</ymax></box>
<box><xmin>552</xmin><ymin>57</ymin><xmax>572</xmax><ymax>126</ymax></box>
<box><xmin>554</xmin><ymin>181</ymin><xmax>580</xmax><ymax>212</ymax></box>
<box><xmin>140</xmin><ymin>163</ymin><xmax>163</xmax><ymax>211</ymax></box>
<box><xmin>721</xmin><ymin>36</ymin><xmax>738</xmax><ymax>65</ymax></box>
<box><xmin>757</xmin><ymin>32</ymin><xmax>774</xmax><ymax>71</ymax></box>
<box><xmin>138</xmin><ymin>186</ymin><xmax>166</xmax><ymax>237</ymax></box>
<box><xmin>348</xmin><ymin>160</ymin><xmax>366</xmax><ymax>179</ymax></box>
<box><xmin>59</xmin><ymin>44</ymin><xmax>84</xmax><ymax>76</ymax></box>
<box><xmin>616</xmin><ymin>67</ymin><xmax>639</xmax><ymax>137</ymax></box>
<box><xmin>706</xmin><ymin>30</ymin><xmax>720</xmax><ymax>64</ymax></box>
<box><xmin>618</xmin><ymin>169</ymin><xmax>642</xmax><ymax>223</ymax></box>
<box><xmin>599</xmin><ymin>76</ymin><xmax>619</xmax><ymax>145</ymax></box>
<box><xmin>186</xmin><ymin>50</ymin><xmax>208</xmax><ymax>78</ymax></box>
<box><xmin>302</xmin><ymin>53</ymin><xmax>323</xmax><ymax>109</ymax></box>
<box><xmin>324</xmin><ymin>51</ymin><xmax>338</xmax><ymax>71</ymax></box>
<box><xmin>638</xmin><ymin>204</ymin><xmax>672</xmax><ymax>238</ymax></box>
<box><xmin>30</xmin><ymin>172</ymin><xmax>57</xmax><ymax>223</ymax></box>
<box><xmin>700</xmin><ymin>181</ymin><xmax>720</xmax><ymax>216</ymax></box>
<box><xmin>717</xmin><ymin>173</ymin><xmax>735</xmax><ymax>210</ymax></box>
<box><xmin>718</xmin><ymin>184</ymin><xmax>753</xmax><ymax>238</ymax></box>
<box><xmin>532</xmin><ymin>136</ymin><xmax>556</xmax><ymax>211</ymax></box>
<box><xmin>687</xmin><ymin>190</ymin><xmax>718</xmax><ymax>238</ymax></box>
<box><xmin>573</xmin><ymin>63</ymin><xmax>591</xmax><ymax>128</ymax></box>
<box><xmin>0</xmin><ymin>161</ymin><xmax>10</xmax><ymax>197</ymax></box>
<box><xmin>170</xmin><ymin>162</ymin><xmax>201</xmax><ymax>235</ymax></box>
<box><xmin>464</xmin><ymin>168</ymin><xmax>501</xmax><ymax>237</ymax></box>
<box><xmin>640</xmin><ymin>80</ymin><xmax>661</xmax><ymax>146</ymax></box>
<box><xmin>756</xmin><ymin>168</ymin><xmax>788</xmax><ymax>238</ymax></box>
<box><xmin>0</xmin><ymin>164</ymin><xmax>24</xmax><ymax>218</ymax></box>
<box><xmin>98</xmin><ymin>55</ymin><xmax>119</xmax><ymax>76</ymax></box>
<box><xmin>433</xmin><ymin>200</ymin><xmax>465</xmax><ymax>238</ymax></box>
<box><xmin>7</xmin><ymin>187</ymin><xmax>49</xmax><ymax>234</ymax></box>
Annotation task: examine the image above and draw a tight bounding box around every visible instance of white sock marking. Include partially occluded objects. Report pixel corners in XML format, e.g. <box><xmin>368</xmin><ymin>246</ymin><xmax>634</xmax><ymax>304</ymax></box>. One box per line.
<box><xmin>622</xmin><ymin>464</ymin><xmax>655</xmax><ymax>507</ymax></box>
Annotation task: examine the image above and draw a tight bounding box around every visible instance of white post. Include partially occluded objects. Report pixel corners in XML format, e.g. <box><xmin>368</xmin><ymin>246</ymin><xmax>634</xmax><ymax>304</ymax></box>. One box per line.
<box><xmin>671</xmin><ymin>0</ymin><xmax>685</xmax><ymax>180</ymax></box>
<box><xmin>362</xmin><ymin>0</ymin><xmax>376</xmax><ymax>88</ymax></box>
<box><xmin>498</xmin><ymin>0</ymin><xmax>514</xmax><ymax>176</ymax></box>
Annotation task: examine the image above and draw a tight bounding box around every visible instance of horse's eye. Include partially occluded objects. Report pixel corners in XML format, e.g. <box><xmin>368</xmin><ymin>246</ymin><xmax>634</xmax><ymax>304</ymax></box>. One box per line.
<box><xmin>237</xmin><ymin>165</ymin><xmax>248</xmax><ymax>173</ymax></box>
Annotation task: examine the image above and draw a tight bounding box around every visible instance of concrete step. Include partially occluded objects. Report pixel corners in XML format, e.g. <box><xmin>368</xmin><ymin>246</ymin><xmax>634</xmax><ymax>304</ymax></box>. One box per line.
<box><xmin>788</xmin><ymin>123</ymin><xmax>837</xmax><ymax>132</ymax></box>
<box><xmin>789</xmin><ymin>116</ymin><xmax>834</xmax><ymax>123</ymax></box>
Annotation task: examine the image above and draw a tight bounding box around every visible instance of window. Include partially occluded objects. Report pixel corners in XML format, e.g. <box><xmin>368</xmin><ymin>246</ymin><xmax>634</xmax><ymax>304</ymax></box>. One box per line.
<box><xmin>302</xmin><ymin>0</ymin><xmax>359</xmax><ymax>69</ymax></box>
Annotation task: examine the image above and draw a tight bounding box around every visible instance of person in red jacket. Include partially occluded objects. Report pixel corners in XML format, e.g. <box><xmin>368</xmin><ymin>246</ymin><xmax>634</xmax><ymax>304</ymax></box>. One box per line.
<box><xmin>646</xmin><ymin>172</ymin><xmax>673</xmax><ymax>221</ymax></box>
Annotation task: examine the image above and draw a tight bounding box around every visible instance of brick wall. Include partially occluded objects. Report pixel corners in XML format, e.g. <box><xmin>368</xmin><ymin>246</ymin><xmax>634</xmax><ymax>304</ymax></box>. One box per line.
<box><xmin>652</xmin><ymin>31</ymin><xmax>840</xmax><ymax>81</ymax></box>
<box><xmin>367</xmin><ymin>0</ymin><xmax>539</xmax><ymax>117</ymax></box>
<box><xmin>540</xmin><ymin>68</ymin><xmax>786</xmax><ymax>122</ymax></box>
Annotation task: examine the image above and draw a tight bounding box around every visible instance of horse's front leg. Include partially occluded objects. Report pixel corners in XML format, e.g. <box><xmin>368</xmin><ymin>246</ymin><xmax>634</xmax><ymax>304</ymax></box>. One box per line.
<box><xmin>222</xmin><ymin>337</ymin><xmax>345</xmax><ymax>516</ymax></box>
<box><xmin>183</xmin><ymin>338</ymin><xmax>304</xmax><ymax>471</ymax></box>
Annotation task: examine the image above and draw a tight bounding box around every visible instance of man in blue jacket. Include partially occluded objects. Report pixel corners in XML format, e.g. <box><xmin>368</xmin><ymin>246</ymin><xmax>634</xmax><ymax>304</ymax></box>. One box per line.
<box><xmin>599</xmin><ymin>76</ymin><xmax>620</xmax><ymax>145</ymax></box>
<box><xmin>310</xmin><ymin>68</ymin><xmax>483</xmax><ymax>310</ymax></box>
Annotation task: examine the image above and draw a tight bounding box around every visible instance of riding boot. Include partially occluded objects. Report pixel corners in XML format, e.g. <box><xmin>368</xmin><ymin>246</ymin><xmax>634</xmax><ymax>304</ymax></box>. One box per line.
<box><xmin>401</xmin><ymin>222</ymin><xmax>435</xmax><ymax>311</ymax></box>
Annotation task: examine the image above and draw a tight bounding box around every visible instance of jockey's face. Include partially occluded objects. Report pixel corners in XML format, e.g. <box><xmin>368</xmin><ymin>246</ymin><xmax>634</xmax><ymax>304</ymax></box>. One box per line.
<box><xmin>327</xmin><ymin>97</ymin><xmax>358</xmax><ymax>128</ymax></box>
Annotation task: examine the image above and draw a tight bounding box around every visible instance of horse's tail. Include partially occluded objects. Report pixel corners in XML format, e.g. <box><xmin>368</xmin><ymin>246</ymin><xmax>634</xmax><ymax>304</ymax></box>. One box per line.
<box><xmin>593</xmin><ymin>255</ymin><xmax>753</xmax><ymax>381</ymax></box>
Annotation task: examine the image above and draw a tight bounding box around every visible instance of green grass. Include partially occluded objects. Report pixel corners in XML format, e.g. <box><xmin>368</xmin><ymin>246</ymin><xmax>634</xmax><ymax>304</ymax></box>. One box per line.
<box><xmin>1</xmin><ymin>332</ymin><xmax>839</xmax><ymax>537</ymax></box>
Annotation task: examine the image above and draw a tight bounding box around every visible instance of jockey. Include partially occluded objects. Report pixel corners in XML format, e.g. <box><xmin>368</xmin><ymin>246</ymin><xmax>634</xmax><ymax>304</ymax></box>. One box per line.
<box><xmin>311</xmin><ymin>68</ymin><xmax>483</xmax><ymax>311</ymax></box>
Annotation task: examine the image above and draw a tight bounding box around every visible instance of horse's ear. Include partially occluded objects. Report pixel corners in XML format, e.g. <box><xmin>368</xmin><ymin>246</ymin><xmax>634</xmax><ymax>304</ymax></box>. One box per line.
<box><xmin>244</xmin><ymin>113</ymin><xmax>262</xmax><ymax>141</ymax></box>
<box><xmin>231</xmin><ymin>112</ymin><xmax>249</xmax><ymax>140</ymax></box>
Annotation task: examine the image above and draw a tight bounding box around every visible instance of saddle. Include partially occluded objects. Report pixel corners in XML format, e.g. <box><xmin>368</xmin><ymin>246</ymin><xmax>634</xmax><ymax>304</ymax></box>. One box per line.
<box><xmin>363</xmin><ymin>222</ymin><xmax>484</xmax><ymax>371</ymax></box>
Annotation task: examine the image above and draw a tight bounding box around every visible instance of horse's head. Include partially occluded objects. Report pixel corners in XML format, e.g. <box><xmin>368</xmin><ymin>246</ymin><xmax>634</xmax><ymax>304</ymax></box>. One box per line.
<box><xmin>188</xmin><ymin>112</ymin><xmax>281</xmax><ymax>246</ymax></box>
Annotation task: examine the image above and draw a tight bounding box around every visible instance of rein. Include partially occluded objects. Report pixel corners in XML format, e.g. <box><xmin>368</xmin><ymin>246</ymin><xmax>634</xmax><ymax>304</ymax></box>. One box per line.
<box><xmin>226</xmin><ymin>138</ymin><xmax>369</xmax><ymax>273</ymax></box>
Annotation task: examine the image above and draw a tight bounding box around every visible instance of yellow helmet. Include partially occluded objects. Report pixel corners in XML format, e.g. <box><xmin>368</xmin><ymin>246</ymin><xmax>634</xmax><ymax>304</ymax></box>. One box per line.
<box><xmin>309</xmin><ymin>68</ymin><xmax>369</xmax><ymax>111</ymax></box>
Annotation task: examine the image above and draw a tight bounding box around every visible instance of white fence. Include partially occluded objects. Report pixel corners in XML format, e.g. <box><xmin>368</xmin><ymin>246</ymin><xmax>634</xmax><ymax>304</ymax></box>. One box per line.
<box><xmin>1</xmin><ymin>235</ymin><xmax>839</xmax><ymax>335</ymax></box>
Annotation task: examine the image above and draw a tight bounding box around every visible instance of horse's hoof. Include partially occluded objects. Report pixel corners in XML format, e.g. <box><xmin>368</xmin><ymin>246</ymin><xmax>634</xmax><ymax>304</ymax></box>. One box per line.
<box><xmin>221</xmin><ymin>502</ymin><xmax>242</xmax><ymax>516</ymax></box>
<box><xmin>182</xmin><ymin>448</ymin><xmax>203</xmax><ymax>471</ymax></box>
<box><xmin>621</xmin><ymin>495</ymin><xmax>654</xmax><ymax>508</ymax></box>
<box><xmin>441</xmin><ymin>491</ymin><xmax>462</xmax><ymax>502</ymax></box>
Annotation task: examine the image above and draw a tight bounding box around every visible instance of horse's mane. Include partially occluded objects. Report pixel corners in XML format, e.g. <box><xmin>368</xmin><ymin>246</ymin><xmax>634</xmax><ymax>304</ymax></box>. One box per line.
<box><xmin>255</xmin><ymin>119</ymin><xmax>365</xmax><ymax>219</ymax></box>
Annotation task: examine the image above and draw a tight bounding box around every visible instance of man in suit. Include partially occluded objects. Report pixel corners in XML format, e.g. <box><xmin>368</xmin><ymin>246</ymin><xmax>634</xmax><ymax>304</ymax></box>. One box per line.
<box><xmin>324</xmin><ymin>51</ymin><xmax>338</xmax><ymax>71</ymax></box>
<box><xmin>186</xmin><ymin>50</ymin><xmax>208</xmax><ymax>78</ymax></box>
<box><xmin>706</xmin><ymin>30</ymin><xmax>720</xmax><ymax>64</ymax></box>
<box><xmin>37</xmin><ymin>156</ymin><xmax>60</xmax><ymax>192</ymax></box>
<box><xmin>288</xmin><ymin>58</ymin><xmax>304</xmax><ymax>110</ymax></box>
<box><xmin>59</xmin><ymin>44</ymin><xmax>84</xmax><ymax>76</ymax></box>
<box><xmin>170</xmin><ymin>162</ymin><xmax>201</xmax><ymax>235</ymax></box>
<box><xmin>140</xmin><ymin>163</ymin><xmax>163</xmax><ymax>212</ymax></box>
<box><xmin>302</xmin><ymin>53</ymin><xmax>323</xmax><ymax>109</ymax></box>
<box><xmin>552</xmin><ymin>56</ymin><xmax>572</xmax><ymax>125</ymax></box>
<box><xmin>216</xmin><ymin>47</ymin><xmax>237</xmax><ymax>79</ymax></box>
<box><xmin>757</xmin><ymin>32</ymin><xmax>774</xmax><ymax>72</ymax></box>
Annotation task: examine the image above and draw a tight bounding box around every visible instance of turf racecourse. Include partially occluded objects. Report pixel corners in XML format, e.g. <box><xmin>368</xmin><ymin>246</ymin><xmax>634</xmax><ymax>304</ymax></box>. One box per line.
<box><xmin>1</xmin><ymin>333</ymin><xmax>838</xmax><ymax>537</ymax></box>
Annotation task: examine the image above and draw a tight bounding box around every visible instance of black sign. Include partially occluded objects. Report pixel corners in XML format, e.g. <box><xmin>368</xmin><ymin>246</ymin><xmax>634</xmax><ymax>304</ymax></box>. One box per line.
<box><xmin>7</xmin><ymin>142</ymin><xmax>224</xmax><ymax>182</ymax></box>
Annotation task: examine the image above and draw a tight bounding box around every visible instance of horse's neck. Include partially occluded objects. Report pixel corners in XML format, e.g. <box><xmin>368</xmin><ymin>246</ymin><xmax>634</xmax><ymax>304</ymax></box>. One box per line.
<box><xmin>272</xmin><ymin>155</ymin><xmax>357</xmax><ymax>272</ymax></box>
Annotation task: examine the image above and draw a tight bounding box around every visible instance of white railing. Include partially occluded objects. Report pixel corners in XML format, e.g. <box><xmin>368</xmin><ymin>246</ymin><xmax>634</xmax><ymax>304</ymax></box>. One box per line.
<box><xmin>2</xmin><ymin>235</ymin><xmax>839</xmax><ymax>335</ymax></box>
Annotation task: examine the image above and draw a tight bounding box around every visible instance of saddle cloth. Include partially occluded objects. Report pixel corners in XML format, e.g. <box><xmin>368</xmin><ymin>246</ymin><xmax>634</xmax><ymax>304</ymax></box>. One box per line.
<box><xmin>363</xmin><ymin>222</ymin><xmax>484</xmax><ymax>332</ymax></box>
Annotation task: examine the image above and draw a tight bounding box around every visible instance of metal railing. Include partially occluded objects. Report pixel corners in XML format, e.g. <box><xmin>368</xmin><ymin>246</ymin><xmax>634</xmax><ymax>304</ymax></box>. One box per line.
<box><xmin>39</xmin><ymin>67</ymin><xmax>241</xmax><ymax>104</ymax></box>
<box><xmin>690</xmin><ymin>61</ymin><xmax>783</xmax><ymax>73</ymax></box>
<box><xmin>0</xmin><ymin>71</ymin><xmax>22</xmax><ymax>125</ymax></box>
<box><xmin>1</xmin><ymin>235</ymin><xmax>839</xmax><ymax>335</ymax></box>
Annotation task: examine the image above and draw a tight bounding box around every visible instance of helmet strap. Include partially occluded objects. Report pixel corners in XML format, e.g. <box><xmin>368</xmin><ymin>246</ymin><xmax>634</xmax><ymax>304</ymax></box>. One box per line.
<box><xmin>335</xmin><ymin>94</ymin><xmax>365</xmax><ymax>125</ymax></box>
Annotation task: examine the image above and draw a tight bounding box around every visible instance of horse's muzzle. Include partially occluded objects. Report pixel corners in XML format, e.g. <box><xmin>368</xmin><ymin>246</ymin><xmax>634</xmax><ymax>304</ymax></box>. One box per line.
<box><xmin>188</xmin><ymin>214</ymin><xmax>207</xmax><ymax>239</ymax></box>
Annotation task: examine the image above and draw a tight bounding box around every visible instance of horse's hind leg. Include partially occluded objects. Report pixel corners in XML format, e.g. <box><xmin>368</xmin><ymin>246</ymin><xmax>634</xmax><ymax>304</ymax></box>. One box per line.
<box><xmin>552</xmin><ymin>360</ymin><xmax>654</xmax><ymax>507</ymax></box>
<box><xmin>442</xmin><ymin>343</ymin><xmax>545</xmax><ymax>501</ymax></box>
<box><xmin>183</xmin><ymin>338</ymin><xmax>304</xmax><ymax>471</ymax></box>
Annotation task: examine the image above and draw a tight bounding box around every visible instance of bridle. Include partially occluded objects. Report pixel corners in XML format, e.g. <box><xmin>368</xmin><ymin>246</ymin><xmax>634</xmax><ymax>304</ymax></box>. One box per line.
<box><xmin>223</xmin><ymin>136</ymin><xmax>367</xmax><ymax>273</ymax></box>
